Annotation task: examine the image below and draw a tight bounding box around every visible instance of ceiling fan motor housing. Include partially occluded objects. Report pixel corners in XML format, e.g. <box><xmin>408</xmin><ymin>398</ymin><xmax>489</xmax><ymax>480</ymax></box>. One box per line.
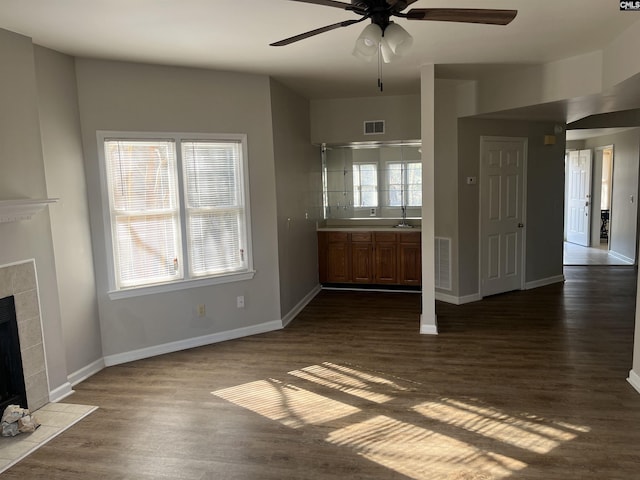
<box><xmin>351</xmin><ymin>0</ymin><xmax>408</xmax><ymax>31</ymax></box>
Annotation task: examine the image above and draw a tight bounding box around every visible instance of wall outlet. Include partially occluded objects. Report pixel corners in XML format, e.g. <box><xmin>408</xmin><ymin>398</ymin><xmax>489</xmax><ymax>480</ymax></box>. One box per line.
<box><xmin>370</xmin><ymin>208</ymin><xmax>376</xmax><ymax>216</ymax></box>
<box><xmin>236</xmin><ymin>296</ymin><xmax>245</xmax><ymax>309</ymax></box>
<box><xmin>197</xmin><ymin>304</ymin><xmax>206</xmax><ymax>317</ymax></box>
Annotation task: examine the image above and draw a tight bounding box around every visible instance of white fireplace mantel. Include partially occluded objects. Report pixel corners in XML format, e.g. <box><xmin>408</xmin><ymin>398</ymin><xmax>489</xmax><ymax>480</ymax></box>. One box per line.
<box><xmin>0</xmin><ymin>198</ymin><xmax>58</xmax><ymax>223</ymax></box>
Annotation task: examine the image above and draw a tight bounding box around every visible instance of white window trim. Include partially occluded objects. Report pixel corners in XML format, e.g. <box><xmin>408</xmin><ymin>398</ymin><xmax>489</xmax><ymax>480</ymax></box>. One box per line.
<box><xmin>383</xmin><ymin>160</ymin><xmax>423</xmax><ymax>208</ymax></box>
<box><xmin>97</xmin><ymin>131</ymin><xmax>255</xmax><ymax>300</ymax></box>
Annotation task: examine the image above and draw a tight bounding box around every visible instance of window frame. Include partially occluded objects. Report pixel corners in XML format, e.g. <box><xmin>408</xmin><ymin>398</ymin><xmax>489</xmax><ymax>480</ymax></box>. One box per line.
<box><xmin>383</xmin><ymin>160</ymin><xmax>423</xmax><ymax>208</ymax></box>
<box><xmin>97</xmin><ymin>131</ymin><xmax>255</xmax><ymax>300</ymax></box>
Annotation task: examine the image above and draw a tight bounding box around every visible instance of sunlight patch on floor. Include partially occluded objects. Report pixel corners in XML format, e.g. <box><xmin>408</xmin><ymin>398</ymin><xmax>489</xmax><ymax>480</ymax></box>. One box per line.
<box><xmin>287</xmin><ymin>362</ymin><xmax>408</xmax><ymax>404</ymax></box>
<box><xmin>413</xmin><ymin>398</ymin><xmax>587</xmax><ymax>455</ymax></box>
<box><xmin>212</xmin><ymin>363</ymin><xmax>590</xmax><ymax>479</ymax></box>
<box><xmin>327</xmin><ymin>414</ymin><xmax>527</xmax><ymax>480</ymax></box>
<box><xmin>212</xmin><ymin>377</ymin><xmax>360</xmax><ymax>429</ymax></box>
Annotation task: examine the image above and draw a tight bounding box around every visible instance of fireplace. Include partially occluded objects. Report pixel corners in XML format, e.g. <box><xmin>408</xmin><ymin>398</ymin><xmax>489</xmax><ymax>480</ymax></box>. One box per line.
<box><xmin>0</xmin><ymin>261</ymin><xmax>49</xmax><ymax>412</ymax></box>
<box><xmin>0</xmin><ymin>296</ymin><xmax>27</xmax><ymax>411</ymax></box>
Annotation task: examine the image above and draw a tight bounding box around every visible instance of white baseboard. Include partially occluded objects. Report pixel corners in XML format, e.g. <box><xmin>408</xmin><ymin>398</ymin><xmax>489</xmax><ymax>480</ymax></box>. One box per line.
<box><xmin>68</xmin><ymin>358</ymin><xmax>105</xmax><ymax>386</ymax></box>
<box><xmin>436</xmin><ymin>291</ymin><xmax>482</xmax><ymax>305</ymax></box>
<box><xmin>420</xmin><ymin>314</ymin><xmax>438</xmax><ymax>335</ymax></box>
<box><xmin>609</xmin><ymin>250</ymin><xmax>635</xmax><ymax>264</ymax></box>
<box><xmin>525</xmin><ymin>275</ymin><xmax>565</xmax><ymax>290</ymax></box>
<box><xmin>628</xmin><ymin>369</ymin><xmax>640</xmax><ymax>394</ymax></box>
<box><xmin>103</xmin><ymin>320</ymin><xmax>283</xmax><ymax>367</ymax></box>
<box><xmin>281</xmin><ymin>284</ymin><xmax>321</xmax><ymax>327</ymax></box>
<box><xmin>49</xmin><ymin>381</ymin><xmax>74</xmax><ymax>403</ymax></box>
<box><xmin>437</xmin><ymin>276</ymin><xmax>565</xmax><ymax>303</ymax></box>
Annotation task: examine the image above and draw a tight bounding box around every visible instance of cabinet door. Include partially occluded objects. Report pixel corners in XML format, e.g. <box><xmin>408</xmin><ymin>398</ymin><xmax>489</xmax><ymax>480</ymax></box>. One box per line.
<box><xmin>352</xmin><ymin>242</ymin><xmax>373</xmax><ymax>283</ymax></box>
<box><xmin>399</xmin><ymin>242</ymin><xmax>422</xmax><ymax>286</ymax></box>
<box><xmin>375</xmin><ymin>242</ymin><xmax>398</xmax><ymax>283</ymax></box>
<box><xmin>327</xmin><ymin>241</ymin><xmax>350</xmax><ymax>283</ymax></box>
<box><xmin>318</xmin><ymin>232</ymin><xmax>328</xmax><ymax>283</ymax></box>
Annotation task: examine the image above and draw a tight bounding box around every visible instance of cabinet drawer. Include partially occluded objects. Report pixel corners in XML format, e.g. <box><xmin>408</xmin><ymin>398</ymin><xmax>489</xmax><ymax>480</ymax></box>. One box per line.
<box><xmin>327</xmin><ymin>231</ymin><xmax>349</xmax><ymax>243</ymax></box>
<box><xmin>399</xmin><ymin>232</ymin><xmax>421</xmax><ymax>243</ymax></box>
<box><xmin>351</xmin><ymin>232</ymin><xmax>372</xmax><ymax>242</ymax></box>
<box><xmin>374</xmin><ymin>232</ymin><xmax>397</xmax><ymax>243</ymax></box>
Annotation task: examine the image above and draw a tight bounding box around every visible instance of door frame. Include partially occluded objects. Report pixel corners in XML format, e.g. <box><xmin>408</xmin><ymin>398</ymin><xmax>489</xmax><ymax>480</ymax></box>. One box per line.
<box><xmin>478</xmin><ymin>136</ymin><xmax>528</xmax><ymax>298</ymax></box>
<box><xmin>593</xmin><ymin>145</ymin><xmax>615</xmax><ymax>250</ymax></box>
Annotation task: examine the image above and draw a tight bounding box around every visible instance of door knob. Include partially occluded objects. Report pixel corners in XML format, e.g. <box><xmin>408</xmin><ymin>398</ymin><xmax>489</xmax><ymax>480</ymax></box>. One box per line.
<box><xmin>517</xmin><ymin>223</ymin><xmax>524</xmax><ymax>228</ymax></box>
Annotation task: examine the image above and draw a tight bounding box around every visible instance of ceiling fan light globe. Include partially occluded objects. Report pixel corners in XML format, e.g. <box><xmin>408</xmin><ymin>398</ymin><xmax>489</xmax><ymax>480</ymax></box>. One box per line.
<box><xmin>383</xmin><ymin>23</ymin><xmax>413</xmax><ymax>57</ymax></box>
<box><xmin>352</xmin><ymin>47</ymin><xmax>376</xmax><ymax>62</ymax></box>
<box><xmin>352</xmin><ymin>23</ymin><xmax>382</xmax><ymax>62</ymax></box>
<box><xmin>380</xmin><ymin>39</ymin><xmax>397</xmax><ymax>63</ymax></box>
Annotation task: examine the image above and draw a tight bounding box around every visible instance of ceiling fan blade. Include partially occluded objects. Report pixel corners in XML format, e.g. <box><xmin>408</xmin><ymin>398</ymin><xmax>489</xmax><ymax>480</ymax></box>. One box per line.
<box><xmin>270</xmin><ymin>18</ymin><xmax>364</xmax><ymax>46</ymax></box>
<box><xmin>283</xmin><ymin>0</ymin><xmax>353</xmax><ymax>10</ymax></box>
<box><xmin>406</xmin><ymin>8</ymin><xmax>517</xmax><ymax>25</ymax></box>
<box><xmin>386</xmin><ymin>0</ymin><xmax>420</xmax><ymax>10</ymax></box>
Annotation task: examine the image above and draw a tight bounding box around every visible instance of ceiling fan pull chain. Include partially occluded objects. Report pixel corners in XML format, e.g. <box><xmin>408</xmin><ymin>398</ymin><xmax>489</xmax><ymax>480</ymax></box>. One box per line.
<box><xmin>377</xmin><ymin>42</ymin><xmax>383</xmax><ymax>92</ymax></box>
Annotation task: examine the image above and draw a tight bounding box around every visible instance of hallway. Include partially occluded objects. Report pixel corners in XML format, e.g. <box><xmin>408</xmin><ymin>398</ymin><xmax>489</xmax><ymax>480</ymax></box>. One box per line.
<box><xmin>563</xmin><ymin>241</ymin><xmax>634</xmax><ymax>266</ymax></box>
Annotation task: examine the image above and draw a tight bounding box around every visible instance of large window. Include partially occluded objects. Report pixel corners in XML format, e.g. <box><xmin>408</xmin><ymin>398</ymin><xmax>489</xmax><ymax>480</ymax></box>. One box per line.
<box><xmin>386</xmin><ymin>161</ymin><xmax>422</xmax><ymax>207</ymax></box>
<box><xmin>99</xmin><ymin>132</ymin><xmax>253</xmax><ymax>297</ymax></box>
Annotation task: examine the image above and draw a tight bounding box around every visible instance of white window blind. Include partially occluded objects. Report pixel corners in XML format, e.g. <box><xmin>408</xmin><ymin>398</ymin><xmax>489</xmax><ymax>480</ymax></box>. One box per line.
<box><xmin>104</xmin><ymin>140</ymin><xmax>182</xmax><ymax>288</ymax></box>
<box><xmin>182</xmin><ymin>141</ymin><xmax>247</xmax><ymax>277</ymax></box>
<box><xmin>101</xmin><ymin>133</ymin><xmax>252</xmax><ymax>293</ymax></box>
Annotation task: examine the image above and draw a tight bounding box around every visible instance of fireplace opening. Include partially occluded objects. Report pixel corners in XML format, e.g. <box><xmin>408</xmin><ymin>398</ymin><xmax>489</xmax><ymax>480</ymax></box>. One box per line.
<box><xmin>0</xmin><ymin>296</ymin><xmax>27</xmax><ymax>412</ymax></box>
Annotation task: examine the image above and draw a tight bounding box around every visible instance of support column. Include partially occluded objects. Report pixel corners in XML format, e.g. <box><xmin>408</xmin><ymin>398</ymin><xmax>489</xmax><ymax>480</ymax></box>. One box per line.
<box><xmin>628</xmin><ymin>250</ymin><xmax>640</xmax><ymax>393</ymax></box>
<box><xmin>420</xmin><ymin>64</ymin><xmax>438</xmax><ymax>335</ymax></box>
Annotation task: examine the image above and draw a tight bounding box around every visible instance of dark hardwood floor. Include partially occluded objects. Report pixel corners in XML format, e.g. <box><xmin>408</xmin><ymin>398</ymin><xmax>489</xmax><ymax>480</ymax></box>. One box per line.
<box><xmin>4</xmin><ymin>266</ymin><xmax>640</xmax><ymax>479</ymax></box>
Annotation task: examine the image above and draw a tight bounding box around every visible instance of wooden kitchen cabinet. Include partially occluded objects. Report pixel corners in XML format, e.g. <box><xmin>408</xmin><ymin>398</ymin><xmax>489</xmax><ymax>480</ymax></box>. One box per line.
<box><xmin>399</xmin><ymin>232</ymin><xmax>422</xmax><ymax>286</ymax></box>
<box><xmin>374</xmin><ymin>232</ymin><xmax>398</xmax><ymax>284</ymax></box>
<box><xmin>318</xmin><ymin>230</ymin><xmax>421</xmax><ymax>287</ymax></box>
<box><xmin>351</xmin><ymin>232</ymin><xmax>374</xmax><ymax>283</ymax></box>
<box><xmin>318</xmin><ymin>232</ymin><xmax>351</xmax><ymax>283</ymax></box>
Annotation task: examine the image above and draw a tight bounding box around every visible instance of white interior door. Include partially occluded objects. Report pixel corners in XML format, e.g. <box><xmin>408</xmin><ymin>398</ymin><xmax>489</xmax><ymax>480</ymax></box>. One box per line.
<box><xmin>480</xmin><ymin>137</ymin><xmax>526</xmax><ymax>297</ymax></box>
<box><xmin>566</xmin><ymin>149</ymin><xmax>592</xmax><ymax>246</ymax></box>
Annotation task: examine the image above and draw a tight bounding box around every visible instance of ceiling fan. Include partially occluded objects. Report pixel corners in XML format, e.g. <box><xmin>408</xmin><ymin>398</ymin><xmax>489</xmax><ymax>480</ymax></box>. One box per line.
<box><xmin>270</xmin><ymin>0</ymin><xmax>518</xmax><ymax>47</ymax></box>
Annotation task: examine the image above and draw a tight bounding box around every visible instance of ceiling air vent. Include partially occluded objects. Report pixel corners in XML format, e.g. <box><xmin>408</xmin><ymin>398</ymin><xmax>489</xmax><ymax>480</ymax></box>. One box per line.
<box><xmin>364</xmin><ymin>120</ymin><xmax>385</xmax><ymax>135</ymax></box>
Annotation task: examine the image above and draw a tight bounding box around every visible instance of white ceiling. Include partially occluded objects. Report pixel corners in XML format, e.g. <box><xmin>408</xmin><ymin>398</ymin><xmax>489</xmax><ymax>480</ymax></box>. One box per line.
<box><xmin>0</xmin><ymin>0</ymin><xmax>638</xmax><ymax>102</ymax></box>
<box><xmin>1</xmin><ymin>0</ymin><xmax>640</xmax><ymax>140</ymax></box>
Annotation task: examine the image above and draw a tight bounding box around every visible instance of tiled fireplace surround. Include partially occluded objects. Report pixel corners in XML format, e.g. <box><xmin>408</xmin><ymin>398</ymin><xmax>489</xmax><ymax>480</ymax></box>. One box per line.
<box><xmin>0</xmin><ymin>260</ymin><xmax>49</xmax><ymax>412</ymax></box>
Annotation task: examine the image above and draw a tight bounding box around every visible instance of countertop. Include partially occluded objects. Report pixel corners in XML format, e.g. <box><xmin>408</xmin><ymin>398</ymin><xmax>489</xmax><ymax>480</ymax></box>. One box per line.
<box><xmin>317</xmin><ymin>226</ymin><xmax>421</xmax><ymax>232</ymax></box>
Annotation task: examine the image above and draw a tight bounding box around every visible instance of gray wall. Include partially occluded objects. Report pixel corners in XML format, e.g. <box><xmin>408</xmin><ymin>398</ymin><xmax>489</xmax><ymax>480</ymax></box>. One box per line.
<box><xmin>566</xmin><ymin>140</ymin><xmax>585</xmax><ymax>150</ymax></box>
<box><xmin>310</xmin><ymin>95</ymin><xmax>420</xmax><ymax>144</ymax></box>
<box><xmin>457</xmin><ymin>118</ymin><xmax>566</xmax><ymax>297</ymax></box>
<box><xmin>434</xmin><ymin>80</ymin><xmax>461</xmax><ymax>296</ymax></box>
<box><xmin>34</xmin><ymin>47</ymin><xmax>103</xmax><ymax>377</ymax></box>
<box><xmin>269</xmin><ymin>79</ymin><xmax>322</xmax><ymax>318</ymax></box>
<box><xmin>75</xmin><ymin>59</ymin><xmax>282</xmax><ymax>358</ymax></box>
<box><xmin>584</xmin><ymin>129</ymin><xmax>640</xmax><ymax>262</ymax></box>
<box><xmin>0</xmin><ymin>29</ymin><xmax>69</xmax><ymax>391</ymax></box>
